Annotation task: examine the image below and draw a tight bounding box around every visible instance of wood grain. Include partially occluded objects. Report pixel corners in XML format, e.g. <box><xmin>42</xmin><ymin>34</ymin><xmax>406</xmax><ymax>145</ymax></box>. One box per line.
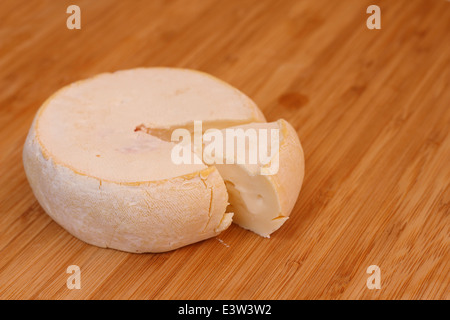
<box><xmin>0</xmin><ymin>0</ymin><xmax>449</xmax><ymax>300</ymax></box>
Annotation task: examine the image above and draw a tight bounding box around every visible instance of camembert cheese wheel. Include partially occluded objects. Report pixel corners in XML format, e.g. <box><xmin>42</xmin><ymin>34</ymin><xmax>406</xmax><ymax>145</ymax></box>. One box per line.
<box><xmin>23</xmin><ymin>67</ymin><xmax>304</xmax><ymax>253</ymax></box>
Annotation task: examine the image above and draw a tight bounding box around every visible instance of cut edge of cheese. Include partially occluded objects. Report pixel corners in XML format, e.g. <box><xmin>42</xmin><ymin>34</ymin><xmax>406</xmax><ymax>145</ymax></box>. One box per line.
<box><xmin>212</xmin><ymin>119</ymin><xmax>305</xmax><ymax>238</ymax></box>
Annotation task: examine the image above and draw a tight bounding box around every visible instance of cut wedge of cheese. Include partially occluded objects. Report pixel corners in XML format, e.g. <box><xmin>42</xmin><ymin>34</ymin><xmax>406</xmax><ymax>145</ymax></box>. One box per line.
<box><xmin>206</xmin><ymin>119</ymin><xmax>304</xmax><ymax>237</ymax></box>
<box><xmin>23</xmin><ymin>67</ymin><xmax>304</xmax><ymax>253</ymax></box>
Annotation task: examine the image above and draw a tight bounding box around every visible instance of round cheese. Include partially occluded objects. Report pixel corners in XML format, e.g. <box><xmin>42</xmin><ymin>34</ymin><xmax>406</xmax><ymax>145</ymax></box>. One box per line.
<box><xmin>23</xmin><ymin>68</ymin><xmax>266</xmax><ymax>253</ymax></box>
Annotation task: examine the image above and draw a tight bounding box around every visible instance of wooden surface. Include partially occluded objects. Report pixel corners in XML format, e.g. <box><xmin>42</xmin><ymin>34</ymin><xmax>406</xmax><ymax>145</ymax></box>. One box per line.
<box><xmin>0</xmin><ymin>0</ymin><xmax>449</xmax><ymax>300</ymax></box>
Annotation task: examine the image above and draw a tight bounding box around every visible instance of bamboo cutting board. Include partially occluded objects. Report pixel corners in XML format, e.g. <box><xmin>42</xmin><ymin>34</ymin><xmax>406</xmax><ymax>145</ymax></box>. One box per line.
<box><xmin>0</xmin><ymin>0</ymin><xmax>449</xmax><ymax>300</ymax></box>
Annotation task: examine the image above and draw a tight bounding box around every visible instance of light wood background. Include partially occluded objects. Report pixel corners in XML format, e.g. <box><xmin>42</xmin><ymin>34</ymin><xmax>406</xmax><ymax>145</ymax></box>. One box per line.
<box><xmin>0</xmin><ymin>0</ymin><xmax>448</xmax><ymax>300</ymax></box>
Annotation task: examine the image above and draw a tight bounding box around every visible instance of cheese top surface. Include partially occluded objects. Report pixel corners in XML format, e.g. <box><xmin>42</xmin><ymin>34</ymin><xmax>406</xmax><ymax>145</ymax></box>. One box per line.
<box><xmin>35</xmin><ymin>68</ymin><xmax>263</xmax><ymax>183</ymax></box>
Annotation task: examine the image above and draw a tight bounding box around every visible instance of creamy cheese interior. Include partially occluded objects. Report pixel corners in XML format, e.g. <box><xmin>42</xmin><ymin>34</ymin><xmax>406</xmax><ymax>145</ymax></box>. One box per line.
<box><xmin>208</xmin><ymin>120</ymin><xmax>292</xmax><ymax>237</ymax></box>
<box><xmin>217</xmin><ymin>164</ymin><xmax>286</xmax><ymax>237</ymax></box>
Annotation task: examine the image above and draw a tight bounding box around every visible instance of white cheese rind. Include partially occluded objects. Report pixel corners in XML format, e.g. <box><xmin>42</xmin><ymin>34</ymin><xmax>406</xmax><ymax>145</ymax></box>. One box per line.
<box><xmin>23</xmin><ymin>120</ymin><xmax>233</xmax><ymax>253</ymax></box>
<box><xmin>23</xmin><ymin>67</ymin><xmax>265</xmax><ymax>253</ymax></box>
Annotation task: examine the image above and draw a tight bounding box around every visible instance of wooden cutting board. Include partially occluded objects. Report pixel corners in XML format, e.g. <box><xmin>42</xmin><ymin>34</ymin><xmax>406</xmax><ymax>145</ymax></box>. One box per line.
<box><xmin>0</xmin><ymin>0</ymin><xmax>448</xmax><ymax>300</ymax></box>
